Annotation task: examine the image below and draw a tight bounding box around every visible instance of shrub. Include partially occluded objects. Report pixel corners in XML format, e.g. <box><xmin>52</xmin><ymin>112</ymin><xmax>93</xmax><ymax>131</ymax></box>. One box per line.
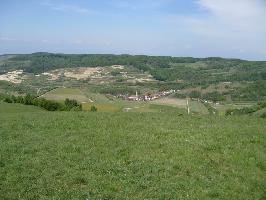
<box><xmin>202</xmin><ymin>91</ymin><xmax>225</xmax><ymax>102</ymax></box>
<box><xmin>258</xmin><ymin>101</ymin><xmax>266</xmax><ymax>109</ymax></box>
<box><xmin>71</xmin><ymin>105</ymin><xmax>82</xmax><ymax>111</ymax></box>
<box><xmin>189</xmin><ymin>90</ymin><xmax>201</xmax><ymax>98</ymax></box>
<box><xmin>4</xmin><ymin>97</ymin><xmax>13</xmax><ymax>103</ymax></box>
<box><xmin>90</xmin><ymin>105</ymin><xmax>97</xmax><ymax>112</ymax></box>
<box><xmin>261</xmin><ymin>113</ymin><xmax>266</xmax><ymax>118</ymax></box>
<box><xmin>65</xmin><ymin>98</ymin><xmax>79</xmax><ymax>111</ymax></box>
<box><xmin>24</xmin><ymin>94</ymin><xmax>34</xmax><ymax>105</ymax></box>
<box><xmin>174</xmin><ymin>93</ymin><xmax>186</xmax><ymax>99</ymax></box>
<box><xmin>1</xmin><ymin>94</ymin><xmax>82</xmax><ymax>112</ymax></box>
<box><xmin>111</xmin><ymin>71</ymin><xmax>120</xmax><ymax>76</ymax></box>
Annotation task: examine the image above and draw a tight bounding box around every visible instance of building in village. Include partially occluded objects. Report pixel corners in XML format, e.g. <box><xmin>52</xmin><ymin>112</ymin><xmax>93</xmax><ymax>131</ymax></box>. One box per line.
<box><xmin>126</xmin><ymin>90</ymin><xmax>176</xmax><ymax>101</ymax></box>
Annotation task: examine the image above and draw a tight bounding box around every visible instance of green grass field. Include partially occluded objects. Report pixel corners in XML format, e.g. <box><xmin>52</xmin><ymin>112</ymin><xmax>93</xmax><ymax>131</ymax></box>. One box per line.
<box><xmin>40</xmin><ymin>87</ymin><xmax>258</xmax><ymax>115</ymax></box>
<box><xmin>214</xmin><ymin>102</ymin><xmax>256</xmax><ymax>115</ymax></box>
<box><xmin>40</xmin><ymin>87</ymin><xmax>181</xmax><ymax>113</ymax></box>
<box><xmin>189</xmin><ymin>100</ymin><xmax>209</xmax><ymax>115</ymax></box>
<box><xmin>0</xmin><ymin>103</ymin><xmax>265</xmax><ymax>199</ymax></box>
<box><xmin>0</xmin><ymin>102</ymin><xmax>44</xmax><ymax>113</ymax></box>
<box><xmin>41</xmin><ymin>87</ymin><xmax>89</xmax><ymax>102</ymax></box>
<box><xmin>82</xmin><ymin>103</ymin><xmax>122</xmax><ymax>112</ymax></box>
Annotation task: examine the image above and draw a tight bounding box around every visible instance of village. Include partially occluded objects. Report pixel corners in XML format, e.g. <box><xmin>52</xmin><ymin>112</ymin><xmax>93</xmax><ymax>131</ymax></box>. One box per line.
<box><xmin>115</xmin><ymin>89</ymin><xmax>177</xmax><ymax>102</ymax></box>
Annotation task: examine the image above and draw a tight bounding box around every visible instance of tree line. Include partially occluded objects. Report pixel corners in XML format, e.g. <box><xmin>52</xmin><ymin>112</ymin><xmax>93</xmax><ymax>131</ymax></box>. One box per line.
<box><xmin>225</xmin><ymin>102</ymin><xmax>266</xmax><ymax>118</ymax></box>
<box><xmin>1</xmin><ymin>94</ymin><xmax>82</xmax><ymax>111</ymax></box>
<box><xmin>175</xmin><ymin>90</ymin><xmax>225</xmax><ymax>102</ymax></box>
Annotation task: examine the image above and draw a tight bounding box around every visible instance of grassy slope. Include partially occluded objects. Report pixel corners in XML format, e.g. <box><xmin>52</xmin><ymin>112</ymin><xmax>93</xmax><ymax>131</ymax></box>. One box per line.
<box><xmin>41</xmin><ymin>88</ymin><xmax>89</xmax><ymax>102</ymax></box>
<box><xmin>189</xmin><ymin>100</ymin><xmax>209</xmax><ymax>115</ymax></box>
<box><xmin>0</xmin><ymin>104</ymin><xmax>266</xmax><ymax>199</ymax></box>
<box><xmin>254</xmin><ymin>108</ymin><xmax>266</xmax><ymax>117</ymax></box>
<box><xmin>0</xmin><ymin>102</ymin><xmax>44</xmax><ymax>113</ymax></box>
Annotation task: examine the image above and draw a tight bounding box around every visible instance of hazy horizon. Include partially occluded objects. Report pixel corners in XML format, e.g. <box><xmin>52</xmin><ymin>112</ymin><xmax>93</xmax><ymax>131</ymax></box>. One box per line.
<box><xmin>1</xmin><ymin>0</ymin><xmax>266</xmax><ymax>60</ymax></box>
<box><xmin>0</xmin><ymin>51</ymin><xmax>261</xmax><ymax>62</ymax></box>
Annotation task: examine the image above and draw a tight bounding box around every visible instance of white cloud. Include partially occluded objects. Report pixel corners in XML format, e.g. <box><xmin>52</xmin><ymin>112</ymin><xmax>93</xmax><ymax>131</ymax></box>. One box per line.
<box><xmin>0</xmin><ymin>37</ymin><xmax>16</xmax><ymax>41</ymax></box>
<box><xmin>163</xmin><ymin>0</ymin><xmax>266</xmax><ymax>59</ymax></box>
<box><xmin>197</xmin><ymin>0</ymin><xmax>266</xmax><ymax>32</ymax></box>
<box><xmin>42</xmin><ymin>1</ymin><xmax>98</xmax><ymax>15</ymax></box>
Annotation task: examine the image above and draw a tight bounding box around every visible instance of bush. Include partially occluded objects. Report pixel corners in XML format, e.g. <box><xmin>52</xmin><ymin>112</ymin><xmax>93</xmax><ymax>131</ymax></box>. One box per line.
<box><xmin>90</xmin><ymin>105</ymin><xmax>97</xmax><ymax>112</ymax></box>
<box><xmin>111</xmin><ymin>71</ymin><xmax>120</xmax><ymax>76</ymax></box>
<box><xmin>202</xmin><ymin>91</ymin><xmax>225</xmax><ymax>102</ymax></box>
<box><xmin>225</xmin><ymin>109</ymin><xmax>234</xmax><ymax>116</ymax></box>
<box><xmin>71</xmin><ymin>105</ymin><xmax>82</xmax><ymax>111</ymax></box>
<box><xmin>24</xmin><ymin>94</ymin><xmax>34</xmax><ymax>105</ymax></box>
<box><xmin>65</xmin><ymin>98</ymin><xmax>79</xmax><ymax>111</ymax></box>
<box><xmin>174</xmin><ymin>93</ymin><xmax>186</xmax><ymax>99</ymax></box>
<box><xmin>258</xmin><ymin>101</ymin><xmax>266</xmax><ymax>109</ymax></box>
<box><xmin>261</xmin><ymin>113</ymin><xmax>266</xmax><ymax>118</ymax></box>
<box><xmin>4</xmin><ymin>97</ymin><xmax>13</xmax><ymax>103</ymax></box>
<box><xmin>189</xmin><ymin>90</ymin><xmax>201</xmax><ymax>98</ymax></box>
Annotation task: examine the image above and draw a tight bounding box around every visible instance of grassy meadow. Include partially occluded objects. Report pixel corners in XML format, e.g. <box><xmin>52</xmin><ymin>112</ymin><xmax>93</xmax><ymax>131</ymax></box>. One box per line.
<box><xmin>0</xmin><ymin>102</ymin><xmax>44</xmax><ymax>113</ymax></box>
<box><xmin>0</xmin><ymin>102</ymin><xmax>265</xmax><ymax>199</ymax></box>
<box><xmin>188</xmin><ymin>100</ymin><xmax>209</xmax><ymax>115</ymax></box>
<box><xmin>41</xmin><ymin>88</ymin><xmax>89</xmax><ymax>103</ymax></box>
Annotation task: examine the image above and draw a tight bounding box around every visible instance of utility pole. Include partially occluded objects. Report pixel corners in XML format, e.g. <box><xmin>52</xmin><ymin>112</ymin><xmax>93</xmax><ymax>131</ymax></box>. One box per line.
<box><xmin>187</xmin><ymin>98</ymin><xmax>190</xmax><ymax>115</ymax></box>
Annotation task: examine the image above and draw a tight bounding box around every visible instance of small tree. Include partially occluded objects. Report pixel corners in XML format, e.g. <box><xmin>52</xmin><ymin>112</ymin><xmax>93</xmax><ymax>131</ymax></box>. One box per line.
<box><xmin>261</xmin><ymin>113</ymin><xmax>266</xmax><ymax>118</ymax></box>
<box><xmin>189</xmin><ymin>90</ymin><xmax>201</xmax><ymax>99</ymax></box>
<box><xmin>23</xmin><ymin>94</ymin><xmax>34</xmax><ymax>105</ymax></box>
<box><xmin>4</xmin><ymin>96</ymin><xmax>12</xmax><ymax>103</ymax></box>
<box><xmin>64</xmin><ymin>98</ymin><xmax>79</xmax><ymax>111</ymax></box>
<box><xmin>90</xmin><ymin>105</ymin><xmax>97</xmax><ymax>112</ymax></box>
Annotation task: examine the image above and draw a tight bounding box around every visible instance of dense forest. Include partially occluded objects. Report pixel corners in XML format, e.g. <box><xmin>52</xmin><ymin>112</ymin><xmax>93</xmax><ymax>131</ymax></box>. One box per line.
<box><xmin>0</xmin><ymin>53</ymin><xmax>198</xmax><ymax>73</ymax></box>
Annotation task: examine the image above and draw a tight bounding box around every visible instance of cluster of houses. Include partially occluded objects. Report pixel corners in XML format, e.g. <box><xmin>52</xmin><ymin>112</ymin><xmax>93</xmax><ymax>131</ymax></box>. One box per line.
<box><xmin>121</xmin><ymin>90</ymin><xmax>176</xmax><ymax>101</ymax></box>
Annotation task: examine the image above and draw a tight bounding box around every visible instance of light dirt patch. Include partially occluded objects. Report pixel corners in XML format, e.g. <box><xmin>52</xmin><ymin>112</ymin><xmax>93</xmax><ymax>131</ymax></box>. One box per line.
<box><xmin>111</xmin><ymin>65</ymin><xmax>124</xmax><ymax>70</ymax></box>
<box><xmin>0</xmin><ymin>70</ymin><xmax>23</xmax><ymax>84</ymax></box>
<box><xmin>42</xmin><ymin>72</ymin><xmax>60</xmax><ymax>80</ymax></box>
<box><xmin>64</xmin><ymin>67</ymin><xmax>103</xmax><ymax>80</ymax></box>
<box><xmin>135</xmin><ymin>78</ymin><xmax>154</xmax><ymax>82</ymax></box>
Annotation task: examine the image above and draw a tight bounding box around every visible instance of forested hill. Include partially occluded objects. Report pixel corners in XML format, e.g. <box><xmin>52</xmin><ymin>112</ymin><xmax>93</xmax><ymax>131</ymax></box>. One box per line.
<box><xmin>0</xmin><ymin>53</ymin><xmax>201</xmax><ymax>73</ymax></box>
<box><xmin>1</xmin><ymin>53</ymin><xmax>266</xmax><ymax>85</ymax></box>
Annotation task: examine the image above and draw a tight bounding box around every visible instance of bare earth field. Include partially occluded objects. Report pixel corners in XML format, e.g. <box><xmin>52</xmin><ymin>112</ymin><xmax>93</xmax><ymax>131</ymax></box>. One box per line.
<box><xmin>0</xmin><ymin>70</ymin><xmax>23</xmax><ymax>84</ymax></box>
<box><xmin>63</xmin><ymin>67</ymin><xmax>104</xmax><ymax>80</ymax></box>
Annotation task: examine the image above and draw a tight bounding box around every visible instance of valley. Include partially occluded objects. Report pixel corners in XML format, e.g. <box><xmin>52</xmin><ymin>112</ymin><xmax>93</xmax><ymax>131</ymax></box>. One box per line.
<box><xmin>0</xmin><ymin>53</ymin><xmax>265</xmax><ymax>199</ymax></box>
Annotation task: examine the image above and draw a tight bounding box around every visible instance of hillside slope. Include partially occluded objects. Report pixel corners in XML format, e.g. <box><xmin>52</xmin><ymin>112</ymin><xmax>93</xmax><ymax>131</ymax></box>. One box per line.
<box><xmin>0</xmin><ymin>102</ymin><xmax>44</xmax><ymax>113</ymax></box>
<box><xmin>0</xmin><ymin>107</ymin><xmax>265</xmax><ymax>199</ymax></box>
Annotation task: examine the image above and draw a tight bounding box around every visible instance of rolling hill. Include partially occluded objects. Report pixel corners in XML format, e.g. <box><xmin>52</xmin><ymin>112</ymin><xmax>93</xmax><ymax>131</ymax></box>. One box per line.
<box><xmin>0</xmin><ymin>102</ymin><xmax>265</xmax><ymax>199</ymax></box>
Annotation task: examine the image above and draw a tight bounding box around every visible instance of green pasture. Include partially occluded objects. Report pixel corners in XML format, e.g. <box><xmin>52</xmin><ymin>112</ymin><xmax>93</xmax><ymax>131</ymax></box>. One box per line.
<box><xmin>0</xmin><ymin>102</ymin><xmax>265</xmax><ymax>199</ymax></box>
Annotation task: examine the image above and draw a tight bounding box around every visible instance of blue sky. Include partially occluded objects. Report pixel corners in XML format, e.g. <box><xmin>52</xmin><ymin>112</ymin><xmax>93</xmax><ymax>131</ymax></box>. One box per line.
<box><xmin>1</xmin><ymin>0</ymin><xmax>266</xmax><ymax>60</ymax></box>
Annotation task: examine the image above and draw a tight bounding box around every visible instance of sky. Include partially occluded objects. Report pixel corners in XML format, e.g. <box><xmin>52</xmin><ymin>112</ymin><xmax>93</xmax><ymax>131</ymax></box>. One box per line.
<box><xmin>0</xmin><ymin>0</ymin><xmax>266</xmax><ymax>60</ymax></box>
